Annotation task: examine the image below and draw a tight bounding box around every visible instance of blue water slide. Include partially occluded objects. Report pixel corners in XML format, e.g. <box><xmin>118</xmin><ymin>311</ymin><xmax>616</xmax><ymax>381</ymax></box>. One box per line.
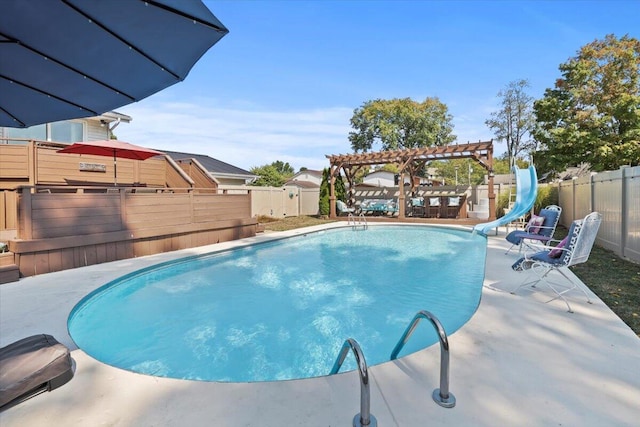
<box><xmin>472</xmin><ymin>166</ymin><xmax>538</xmax><ymax>235</ymax></box>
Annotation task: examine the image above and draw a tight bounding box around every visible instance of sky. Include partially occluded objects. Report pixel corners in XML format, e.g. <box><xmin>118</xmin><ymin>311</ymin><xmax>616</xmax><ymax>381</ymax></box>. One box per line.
<box><xmin>116</xmin><ymin>0</ymin><xmax>640</xmax><ymax>173</ymax></box>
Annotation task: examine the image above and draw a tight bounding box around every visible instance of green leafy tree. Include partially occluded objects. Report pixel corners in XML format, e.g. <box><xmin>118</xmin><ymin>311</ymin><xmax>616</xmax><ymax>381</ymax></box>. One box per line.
<box><xmin>349</xmin><ymin>97</ymin><xmax>456</xmax><ymax>152</ymax></box>
<box><xmin>250</xmin><ymin>165</ymin><xmax>284</xmax><ymax>187</ymax></box>
<box><xmin>272</xmin><ymin>161</ymin><xmax>294</xmax><ymax>176</ymax></box>
<box><xmin>433</xmin><ymin>159</ymin><xmax>488</xmax><ymax>186</ymax></box>
<box><xmin>493</xmin><ymin>153</ymin><xmax>530</xmax><ymax>174</ymax></box>
<box><xmin>249</xmin><ymin>161</ymin><xmax>294</xmax><ymax>187</ymax></box>
<box><xmin>486</xmin><ymin>79</ymin><xmax>536</xmax><ymax>168</ymax></box>
<box><xmin>533</xmin><ymin>34</ymin><xmax>640</xmax><ymax>173</ymax></box>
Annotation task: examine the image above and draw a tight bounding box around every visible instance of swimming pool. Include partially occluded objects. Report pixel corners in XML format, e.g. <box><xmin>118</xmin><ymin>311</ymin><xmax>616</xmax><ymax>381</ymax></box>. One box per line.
<box><xmin>68</xmin><ymin>225</ymin><xmax>487</xmax><ymax>382</ymax></box>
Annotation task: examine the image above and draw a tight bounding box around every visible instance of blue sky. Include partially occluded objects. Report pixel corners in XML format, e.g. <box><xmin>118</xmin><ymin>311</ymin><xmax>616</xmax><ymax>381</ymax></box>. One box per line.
<box><xmin>116</xmin><ymin>0</ymin><xmax>640</xmax><ymax>172</ymax></box>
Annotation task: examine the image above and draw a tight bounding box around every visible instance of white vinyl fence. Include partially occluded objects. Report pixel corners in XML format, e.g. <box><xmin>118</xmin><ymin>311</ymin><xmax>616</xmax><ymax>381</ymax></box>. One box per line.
<box><xmin>557</xmin><ymin>166</ymin><xmax>639</xmax><ymax>263</ymax></box>
<box><xmin>220</xmin><ymin>186</ymin><xmax>320</xmax><ymax>218</ymax></box>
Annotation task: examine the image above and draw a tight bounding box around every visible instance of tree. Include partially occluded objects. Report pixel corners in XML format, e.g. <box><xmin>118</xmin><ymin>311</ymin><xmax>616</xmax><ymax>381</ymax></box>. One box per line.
<box><xmin>434</xmin><ymin>159</ymin><xmax>488</xmax><ymax>186</ymax></box>
<box><xmin>271</xmin><ymin>161</ymin><xmax>294</xmax><ymax>176</ymax></box>
<box><xmin>349</xmin><ymin>97</ymin><xmax>456</xmax><ymax>152</ymax></box>
<box><xmin>533</xmin><ymin>34</ymin><xmax>640</xmax><ymax>172</ymax></box>
<box><xmin>249</xmin><ymin>161</ymin><xmax>295</xmax><ymax>187</ymax></box>
<box><xmin>493</xmin><ymin>153</ymin><xmax>529</xmax><ymax>175</ymax></box>
<box><xmin>485</xmin><ymin>79</ymin><xmax>536</xmax><ymax>168</ymax></box>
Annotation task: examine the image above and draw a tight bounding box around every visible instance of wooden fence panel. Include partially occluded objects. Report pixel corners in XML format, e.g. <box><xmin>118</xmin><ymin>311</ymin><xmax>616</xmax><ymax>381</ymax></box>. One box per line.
<box><xmin>0</xmin><ymin>145</ymin><xmax>29</xmax><ymax>178</ymax></box>
<box><xmin>1</xmin><ymin>190</ymin><xmax>18</xmax><ymax>231</ymax></box>
<box><xmin>193</xmin><ymin>194</ymin><xmax>251</xmax><ymax>222</ymax></box>
<box><xmin>125</xmin><ymin>193</ymin><xmax>193</xmax><ymax>228</ymax></box>
<box><xmin>176</xmin><ymin>159</ymin><xmax>218</xmax><ymax>188</ymax></box>
<box><xmin>29</xmin><ymin>193</ymin><xmax>123</xmax><ymax>239</ymax></box>
<box><xmin>136</xmin><ymin>159</ymin><xmax>166</xmax><ymax>187</ymax></box>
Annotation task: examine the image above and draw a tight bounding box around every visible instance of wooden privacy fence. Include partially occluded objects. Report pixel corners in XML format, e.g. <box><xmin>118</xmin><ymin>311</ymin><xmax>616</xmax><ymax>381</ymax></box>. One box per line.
<box><xmin>7</xmin><ymin>187</ymin><xmax>257</xmax><ymax>278</ymax></box>
<box><xmin>1</xmin><ymin>190</ymin><xmax>17</xmax><ymax>233</ymax></box>
<box><xmin>558</xmin><ymin>166</ymin><xmax>640</xmax><ymax>263</ymax></box>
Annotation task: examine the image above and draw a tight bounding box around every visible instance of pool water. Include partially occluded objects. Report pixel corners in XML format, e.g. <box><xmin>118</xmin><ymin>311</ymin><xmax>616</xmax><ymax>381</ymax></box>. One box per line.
<box><xmin>68</xmin><ymin>225</ymin><xmax>487</xmax><ymax>382</ymax></box>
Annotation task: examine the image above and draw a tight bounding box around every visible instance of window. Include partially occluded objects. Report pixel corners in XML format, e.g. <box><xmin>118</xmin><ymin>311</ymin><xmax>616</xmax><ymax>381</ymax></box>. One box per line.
<box><xmin>5</xmin><ymin>124</ymin><xmax>46</xmax><ymax>144</ymax></box>
<box><xmin>51</xmin><ymin>121</ymin><xmax>84</xmax><ymax>142</ymax></box>
<box><xmin>3</xmin><ymin>121</ymin><xmax>84</xmax><ymax>144</ymax></box>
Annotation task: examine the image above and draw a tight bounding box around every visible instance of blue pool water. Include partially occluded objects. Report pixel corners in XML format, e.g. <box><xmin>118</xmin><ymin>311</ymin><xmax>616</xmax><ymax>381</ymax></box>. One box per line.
<box><xmin>68</xmin><ymin>225</ymin><xmax>487</xmax><ymax>382</ymax></box>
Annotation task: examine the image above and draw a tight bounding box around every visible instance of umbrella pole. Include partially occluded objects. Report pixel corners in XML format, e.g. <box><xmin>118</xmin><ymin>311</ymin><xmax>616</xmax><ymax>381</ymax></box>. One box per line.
<box><xmin>113</xmin><ymin>151</ymin><xmax>117</xmax><ymax>186</ymax></box>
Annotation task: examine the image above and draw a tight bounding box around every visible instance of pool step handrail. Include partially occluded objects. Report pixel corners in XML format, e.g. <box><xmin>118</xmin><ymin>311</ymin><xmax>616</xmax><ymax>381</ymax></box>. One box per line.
<box><xmin>390</xmin><ymin>310</ymin><xmax>456</xmax><ymax>408</ymax></box>
<box><xmin>347</xmin><ymin>213</ymin><xmax>368</xmax><ymax>230</ymax></box>
<box><xmin>329</xmin><ymin>338</ymin><xmax>377</xmax><ymax>427</ymax></box>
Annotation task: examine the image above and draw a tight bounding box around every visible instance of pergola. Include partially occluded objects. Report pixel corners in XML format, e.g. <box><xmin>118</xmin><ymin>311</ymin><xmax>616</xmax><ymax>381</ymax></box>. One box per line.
<box><xmin>326</xmin><ymin>140</ymin><xmax>495</xmax><ymax>220</ymax></box>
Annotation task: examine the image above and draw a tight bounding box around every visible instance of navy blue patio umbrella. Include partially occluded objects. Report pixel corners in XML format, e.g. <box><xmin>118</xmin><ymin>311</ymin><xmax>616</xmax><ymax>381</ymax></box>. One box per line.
<box><xmin>0</xmin><ymin>0</ymin><xmax>228</xmax><ymax>128</ymax></box>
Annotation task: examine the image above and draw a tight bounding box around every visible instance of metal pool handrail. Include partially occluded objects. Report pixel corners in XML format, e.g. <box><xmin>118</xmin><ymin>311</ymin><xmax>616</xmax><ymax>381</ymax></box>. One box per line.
<box><xmin>330</xmin><ymin>338</ymin><xmax>377</xmax><ymax>427</ymax></box>
<box><xmin>347</xmin><ymin>213</ymin><xmax>368</xmax><ymax>230</ymax></box>
<box><xmin>390</xmin><ymin>310</ymin><xmax>456</xmax><ymax>408</ymax></box>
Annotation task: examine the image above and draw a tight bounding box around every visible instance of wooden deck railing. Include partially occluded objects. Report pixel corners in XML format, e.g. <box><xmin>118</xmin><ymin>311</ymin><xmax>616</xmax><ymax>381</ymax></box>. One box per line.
<box><xmin>4</xmin><ymin>186</ymin><xmax>257</xmax><ymax>279</ymax></box>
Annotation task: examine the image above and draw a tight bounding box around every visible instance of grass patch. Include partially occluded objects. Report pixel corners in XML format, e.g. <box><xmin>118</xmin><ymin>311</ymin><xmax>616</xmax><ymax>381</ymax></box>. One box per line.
<box><xmin>259</xmin><ymin>216</ymin><xmax>640</xmax><ymax>336</ymax></box>
<box><xmin>553</xmin><ymin>225</ymin><xmax>640</xmax><ymax>336</ymax></box>
<box><xmin>259</xmin><ymin>215</ymin><xmax>336</xmax><ymax>232</ymax></box>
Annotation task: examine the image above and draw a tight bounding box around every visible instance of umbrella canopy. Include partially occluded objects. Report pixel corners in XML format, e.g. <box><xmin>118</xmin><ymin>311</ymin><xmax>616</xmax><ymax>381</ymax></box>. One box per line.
<box><xmin>0</xmin><ymin>0</ymin><xmax>228</xmax><ymax>128</ymax></box>
<box><xmin>57</xmin><ymin>140</ymin><xmax>164</xmax><ymax>185</ymax></box>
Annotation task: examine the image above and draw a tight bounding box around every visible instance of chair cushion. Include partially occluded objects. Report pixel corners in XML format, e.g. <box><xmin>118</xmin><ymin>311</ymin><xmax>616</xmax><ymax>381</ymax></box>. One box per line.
<box><xmin>429</xmin><ymin>197</ymin><xmax>440</xmax><ymax>206</ymax></box>
<box><xmin>512</xmin><ymin>249</ymin><xmax>565</xmax><ymax>271</ymax></box>
<box><xmin>506</xmin><ymin>230</ymin><xmax>551</xmax><ymax>245</ymax></box>
<box><xmin>527</xmin><ymin>215</ymin><xmax>545</xmax><ymax>234</ymax></box>
<box><xmin>448</xmin><ymin>196</ymin><xmax>460</xmax><ymax>207</ymax></box>
<box><xmin>549</xmin><ymin>236</ymin><xmax>568</xmax><ymax>258</ymax></box>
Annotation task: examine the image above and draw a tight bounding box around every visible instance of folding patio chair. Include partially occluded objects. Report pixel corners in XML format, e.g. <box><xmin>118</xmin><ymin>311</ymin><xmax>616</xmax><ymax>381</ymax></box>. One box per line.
<box><xmin>505</xmin><ymin>205</ymin><xmax>562</xmax><ymax>254</ymax></box>
<box><xmin>511</xmin><ymin>211</ymin><xmax>602</xmax><ymax>312</ymax></box>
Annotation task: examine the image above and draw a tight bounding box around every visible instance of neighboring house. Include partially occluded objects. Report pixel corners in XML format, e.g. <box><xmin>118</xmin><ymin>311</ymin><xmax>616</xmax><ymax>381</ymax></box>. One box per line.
<box><xmin>284</xmin><ymin>169</ymin><xmax>322</xmax><ymax>188</ymax></box>
<box><xmin>0</xmin><ymin>111</ymin><xmax>131</xmax><ymax>143</ymax></box>
<box><xmin>162</xmin><ymin>150</ymin><xmax>256</xmax><ymax>186</ymax></box>
<box><xmin>1</xmin><ymin>112</ymin><xmax>255</xmax><ymax>187</ymax></box>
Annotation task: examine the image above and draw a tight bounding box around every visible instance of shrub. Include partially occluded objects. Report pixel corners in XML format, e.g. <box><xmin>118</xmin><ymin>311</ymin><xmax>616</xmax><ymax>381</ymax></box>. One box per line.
<box><xmin>495</xmin><ymin>183</ymin><xmax>559</xmax><ymax>218</ymax></box>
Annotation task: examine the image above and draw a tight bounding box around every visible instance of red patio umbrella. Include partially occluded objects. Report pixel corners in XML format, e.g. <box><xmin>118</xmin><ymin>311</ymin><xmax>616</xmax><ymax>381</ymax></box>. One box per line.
<box><xmin>57</xmin><ymin>140</ymin><xmax>164</xmax><ymax>186</ymax></box>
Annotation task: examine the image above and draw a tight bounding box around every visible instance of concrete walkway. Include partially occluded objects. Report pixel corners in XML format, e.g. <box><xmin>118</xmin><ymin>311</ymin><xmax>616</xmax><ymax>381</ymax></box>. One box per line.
<box><xmin>1</xmin><ymin>224</ymin><xmax>639</xmax><ymax>426</ymax></box>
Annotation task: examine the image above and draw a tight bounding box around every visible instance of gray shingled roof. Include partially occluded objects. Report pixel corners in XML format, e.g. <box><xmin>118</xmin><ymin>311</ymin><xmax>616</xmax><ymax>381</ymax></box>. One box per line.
<box><xmin>160</xmin><ymin>150</ymin><xmax>254</xmax><ymax>177</ymax></box>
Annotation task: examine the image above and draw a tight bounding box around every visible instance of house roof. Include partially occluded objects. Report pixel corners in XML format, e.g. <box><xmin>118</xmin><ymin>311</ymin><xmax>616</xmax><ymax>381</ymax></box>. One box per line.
<box><xmin>161</xmin><ymin>150</ymin><xmax>255</xmax><ymax>178</ymax></box>
<box><xmin>297</xmin><ymin>169</ymin><xmax>323</xmax><ymax>177</ymax></box>
<box><xmin>284</xmin><ymin>179</ymin><xmax>320</xmax><ymax>189</ymax></box>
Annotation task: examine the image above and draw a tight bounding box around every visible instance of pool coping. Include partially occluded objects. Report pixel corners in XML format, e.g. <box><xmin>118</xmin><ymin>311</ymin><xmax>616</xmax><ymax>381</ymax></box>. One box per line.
<box><xmin>1</xmin><ymin>223</ymin><xmax>639</xmax><ymax>426</ymax></box>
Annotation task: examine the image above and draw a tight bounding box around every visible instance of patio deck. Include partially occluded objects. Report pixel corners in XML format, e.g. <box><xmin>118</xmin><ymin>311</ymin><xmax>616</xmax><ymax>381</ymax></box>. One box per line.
<box><xmin>1</xmin><ymin>223</ymin><xmax>639</xmax><ymax>426</ymax></box>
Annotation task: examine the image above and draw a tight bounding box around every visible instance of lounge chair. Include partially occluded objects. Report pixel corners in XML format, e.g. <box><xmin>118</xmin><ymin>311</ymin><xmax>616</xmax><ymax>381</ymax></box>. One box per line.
<box><xmin>443</xmin><ymin>195</ymin><xmax>464</xmax><ymax>218</ymax></box>
<box><xmin>384</xmin><ymin>199</ymin><xmax>399</xmax><ymax>215</ymax></box>
<box><xmin>0</xmin><ymin>334</ymin><xmax>74</xmax><ymax>411</ymax></box>
<box><xmin>505</xmin><ymin>205</ymin><xmax>562</xmax><ymax>254</ymax></box>
<box><xmin>336</xmin><ymin>199</ymin><xmax>355</xmax><ymax>216</ymax></box>
<box><xmin>426</xmin><ymin>197</ymin><xmax>440</xmax><ymax>218</ymax></box>
<box><xmin>409</xmin><ymin>197</ymin><xmax>425</xmax><ymax>217</ymax></box>
<box><xmin>511</xmin><ymin>211</ymin><xmax>602</xmax><ymax>312</ymax></box>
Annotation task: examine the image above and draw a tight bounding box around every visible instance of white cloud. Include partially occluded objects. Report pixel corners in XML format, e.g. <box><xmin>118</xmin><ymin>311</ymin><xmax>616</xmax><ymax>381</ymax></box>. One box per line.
<box><xmin>116</xmin><ymin>96</ymin><xmax>505</xmax><ymax>172</ymax></box>
<box><xmin>116</xmin><ymin>100</ymin><xmax>354</xmax><ymax>171</ymax></box>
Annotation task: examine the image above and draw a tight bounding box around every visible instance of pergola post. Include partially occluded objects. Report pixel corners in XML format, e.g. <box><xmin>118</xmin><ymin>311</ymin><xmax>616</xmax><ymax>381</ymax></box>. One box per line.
<box><xmin>487</xmin><ymin>151</ymin><xmax>496</xmax><ymax>220</ymax></box>
<box><xmin>329</xmin><ymin>164</ymin><xmax>337</xmax><ymax>219</ymax></box>
<box><xmin>398</xmin><ymin>171</ymin><xmax>405</xmax><ymax>218</ymax></box>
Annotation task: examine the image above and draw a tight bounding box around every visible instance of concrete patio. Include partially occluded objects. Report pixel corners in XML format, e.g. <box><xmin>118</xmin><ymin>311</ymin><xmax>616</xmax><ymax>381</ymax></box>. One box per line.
<box><xmin>1</xmin><ymin>223</ymin><xmax>639</xmax><ymax>426</ymax></box>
